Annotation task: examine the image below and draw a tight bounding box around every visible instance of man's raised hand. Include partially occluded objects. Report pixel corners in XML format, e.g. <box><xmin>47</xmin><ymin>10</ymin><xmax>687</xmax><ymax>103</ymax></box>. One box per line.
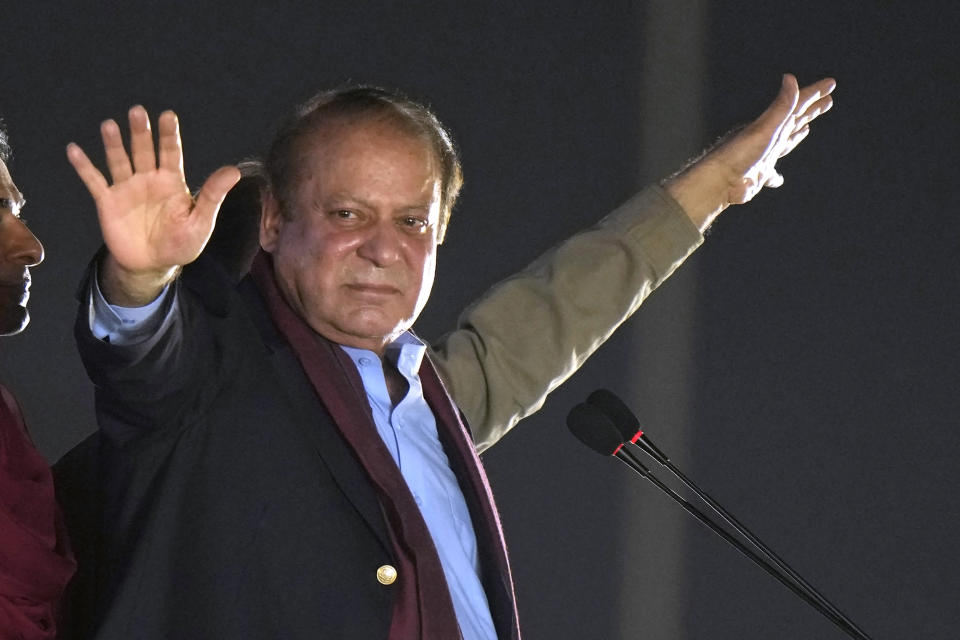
<box><xmin>67</xmin><ymin>106</ymin><xmax>240</xmax><ymax>305</ymax></box>
<box><xmin>666</xmin><ymin>74</ymin><xmax>836</xmax><ymax>231</ymax></box>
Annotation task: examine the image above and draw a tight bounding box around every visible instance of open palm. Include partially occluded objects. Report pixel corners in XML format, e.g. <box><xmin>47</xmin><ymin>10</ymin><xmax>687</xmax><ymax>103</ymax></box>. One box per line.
<box><xmin>67</xmin><ymin>106</ymin><xmax>239</xmax><ymax>294</ymax></box>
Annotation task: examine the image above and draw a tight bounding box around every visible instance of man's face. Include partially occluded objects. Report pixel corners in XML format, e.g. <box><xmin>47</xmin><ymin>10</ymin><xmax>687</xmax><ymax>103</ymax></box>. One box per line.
<box><xmin>260</xmin><ymin>118</ymin><xmax>441</xmax><ymax>355</ymax></box>
<box><xmin>0</xmin><ymin>159</ymin><xmax>43</xmax><ymax>336</ymax></box>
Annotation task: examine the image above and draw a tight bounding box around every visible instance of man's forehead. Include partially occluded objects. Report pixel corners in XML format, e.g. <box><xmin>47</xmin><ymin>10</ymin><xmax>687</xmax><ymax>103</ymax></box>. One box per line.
<box><xmin>295</xmin><ymin>119</ymin><xmax>440</xmax><ymax>194</ymax></box>
<box><xmin>305</xmin><ymin>117</ymin><xmax>434</xmax><ymax>164</ymax></box>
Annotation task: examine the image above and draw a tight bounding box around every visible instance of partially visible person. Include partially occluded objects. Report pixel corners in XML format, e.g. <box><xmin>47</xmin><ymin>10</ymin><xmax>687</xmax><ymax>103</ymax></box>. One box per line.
<box><xmin>0</xmin><ymin>122</ymin><xmax>75</xmax><ymax>639</ymax></box>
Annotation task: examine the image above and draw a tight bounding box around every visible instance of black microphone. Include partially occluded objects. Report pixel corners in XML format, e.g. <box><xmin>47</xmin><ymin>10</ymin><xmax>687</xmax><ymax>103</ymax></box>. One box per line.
<box><xmin>566</xmin><ymin>403</ymin><xmax>652</xmax><ymax>474</ymax></box>
<box><xmin>566</xmin><ymin>400</ymin><xmax>873</xmax><ymax>640</ymax></box>
<box><xmin>586</xmin><ymin>389</ymin><xmax>669</xmax><ymax>465</ymax></box>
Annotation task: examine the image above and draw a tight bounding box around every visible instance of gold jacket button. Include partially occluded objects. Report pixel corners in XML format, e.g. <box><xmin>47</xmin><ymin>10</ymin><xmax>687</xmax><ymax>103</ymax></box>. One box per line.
<box><xmin>376</xmin><ymin>564</ymin><xmax>397</xmax><ymax>585</ymax></box>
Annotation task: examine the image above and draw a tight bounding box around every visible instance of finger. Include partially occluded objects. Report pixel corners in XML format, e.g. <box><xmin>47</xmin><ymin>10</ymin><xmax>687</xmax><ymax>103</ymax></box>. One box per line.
<box><xmin>192</xmin><ymin>165</ymin><xmax>242</xmax><ymax>223</ymax></box>
<box><xmin>101</xmin><ymin>119</ymin><xmax>133</xmax><ymax>183</ymax></box>
<box><xmin>777</xmin><ymin>124</ymin><xmax>811</xmax><ymax>158</ymax></box>
<box><xmin>794</xmin><ymin>94</ymin><xmax>834</xmax><ymax>130</ymax></box>
<box><xmin>802</xmin><ymin>76</ymin><xmax>837</xmax><ymax>98</ymax></box>
<box><xmin>157</xmin><ymin>110</ymin><xmax>184</xmax><ymax>174</ymax></box>
<box><xmin>764</xmin><ymin>171</ymin><xmax>785</xmax><ymax>189</ymax></box>
<box><xmin>794</xmin><ymin>77</ymin><xmax>836</xmax><ymax>117</ymax></box>
<box><xmin>66</xmin><ymin>143</ymin><xmax>110</xmax><ymax>202</ymax></box>
<box><xmin>128</xmin><ymin>105</ymin><xmax>157</xmax><ymax>174</ymax></box>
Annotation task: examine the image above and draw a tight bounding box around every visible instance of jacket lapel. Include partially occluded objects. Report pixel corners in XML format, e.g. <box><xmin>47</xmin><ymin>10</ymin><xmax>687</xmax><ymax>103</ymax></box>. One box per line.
<box><xmin>240</xmin><ymin>278</ymin><xmax>394</xmax><ymax>555</ymax></box>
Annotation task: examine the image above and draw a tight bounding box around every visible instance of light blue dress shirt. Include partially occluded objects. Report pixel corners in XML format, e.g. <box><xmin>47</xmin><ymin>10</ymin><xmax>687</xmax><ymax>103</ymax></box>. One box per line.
<box><xmin>341</xmin><ymin>337</ymin><xmax>496</xmax><ymax>640</ymax></box>
<box><xmin>90</xmin><ymin>281</ymin><xmax>497</xmax><ymax>640</ymax></box>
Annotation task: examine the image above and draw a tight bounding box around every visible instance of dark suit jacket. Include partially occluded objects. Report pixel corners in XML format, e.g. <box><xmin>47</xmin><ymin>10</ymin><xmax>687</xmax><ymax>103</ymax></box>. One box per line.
<box><xmin>57</xmin><ymin>186</ymin><xmax>701</xmax><ymax>638</ymax></box>
<box><xmin>60</xmin><ymin>257</ymin><xmax>424</xmax><ymax>639</ymax></box>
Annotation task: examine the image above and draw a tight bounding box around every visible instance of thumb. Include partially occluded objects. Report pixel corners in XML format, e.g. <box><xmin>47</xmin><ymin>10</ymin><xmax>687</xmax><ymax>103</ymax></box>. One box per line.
<box><xmin>194</xmin><ymin>165</ymin><xmax>242</xmax><ymax>222</ymax></box>
<box><xmin>751</xmin><ymin>74</ymin><xmax>800</xmax><ymax>141</ymax></box>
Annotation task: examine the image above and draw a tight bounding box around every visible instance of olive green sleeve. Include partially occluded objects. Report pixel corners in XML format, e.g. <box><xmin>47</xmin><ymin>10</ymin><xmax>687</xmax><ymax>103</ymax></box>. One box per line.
<box><xmin>427</xmin><ymin>185</ymin><xmax>704</xmax><ymax>453</ymax></box>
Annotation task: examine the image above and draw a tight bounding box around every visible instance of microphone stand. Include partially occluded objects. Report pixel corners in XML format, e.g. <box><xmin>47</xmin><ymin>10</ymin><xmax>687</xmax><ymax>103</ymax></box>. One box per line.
<box><xmin>630</xmin><ymin>438</ymin><xmax>872</xmax><ymax>640</ymax></box>
<box><xmin>612</xmin><ymin>446</ymin><xmax>870</xmax><ymax>640</ymax></box>
<box><xmin>586</xmin><ymin>388</ymin><xmax>873</xmax><ymax>639</ymax></box>
<box><xmin>567</xmin><ymin>401</ymin><xmax>873</xmax><ymax>640</ymax></box>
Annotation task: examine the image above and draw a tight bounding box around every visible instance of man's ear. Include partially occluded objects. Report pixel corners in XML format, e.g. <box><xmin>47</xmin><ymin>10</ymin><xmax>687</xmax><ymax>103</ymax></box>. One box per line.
<box><xmin>259</xmin><ymin>189</ymin><xmax>283</xmax><ymax>252</ymax></box>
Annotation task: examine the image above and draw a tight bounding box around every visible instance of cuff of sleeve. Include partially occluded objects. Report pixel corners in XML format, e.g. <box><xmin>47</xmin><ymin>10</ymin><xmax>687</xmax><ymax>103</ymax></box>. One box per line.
<box><xmin>600</xmin><ymin>184</ymin><xmax>704</xmax><ymax>273</ymax></box>
<box><xmin>89</xmin><ymin>264</ymin><xmax>173</xmax><ymax>346</ymax></box>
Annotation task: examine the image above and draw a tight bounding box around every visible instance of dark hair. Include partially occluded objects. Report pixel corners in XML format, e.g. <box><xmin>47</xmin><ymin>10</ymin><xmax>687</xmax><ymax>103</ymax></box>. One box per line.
<box><xmin>0</xmin><ymin>121</ymin><xmax>10</xmax><ymax>164</ymax></box>
<box><xmin>264</xmin><ymin>85</ymin><xmax>463</xmax><ymax>243</ymax></box>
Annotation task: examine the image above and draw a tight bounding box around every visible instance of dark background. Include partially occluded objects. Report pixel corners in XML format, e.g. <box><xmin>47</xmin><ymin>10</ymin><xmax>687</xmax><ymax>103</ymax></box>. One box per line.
<box><xmin>2</xmin><ymin>2</ymin><xmax>958</xmax><ymax>638</ymax></box>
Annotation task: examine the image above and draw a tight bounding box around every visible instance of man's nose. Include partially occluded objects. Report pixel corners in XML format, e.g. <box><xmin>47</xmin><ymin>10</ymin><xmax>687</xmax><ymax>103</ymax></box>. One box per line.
<box><xmin>356</xmin><ymin>221</ymin><xmax>401</xmax><ymax>267</ymax></box>
<box><xmin>9</xmin><ymin>217</ymin><xmax>44</xmax><ymax>267</ymax></box>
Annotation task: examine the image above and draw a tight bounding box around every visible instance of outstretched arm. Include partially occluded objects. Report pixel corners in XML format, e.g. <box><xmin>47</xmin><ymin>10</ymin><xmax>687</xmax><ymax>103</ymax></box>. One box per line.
<box><xmin>666</xmin><ymin>74</ymin><xmax>836</xmax><ymax>231</ymax></box>
<box><xmin>67</xmin><ymin>106</ymin><xmax>240</xmax><ymax>306</ymax></box>
<box><xmin>434</xmin><ymin>74</ymin><xmax>837</xmax><ymax>448</ymax></box>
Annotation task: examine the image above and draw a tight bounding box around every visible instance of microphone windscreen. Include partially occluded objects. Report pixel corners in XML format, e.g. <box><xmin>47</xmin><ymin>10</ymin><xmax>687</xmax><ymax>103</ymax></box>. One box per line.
<box><xmin>587</xmin><ymin>388</ymin><xmax>639</xmax><ymax>440</ymax></box>
<box><xmin>566</xmin><ymin>403</ymin><xmax>624</xmax><ymax>456</ymax></box>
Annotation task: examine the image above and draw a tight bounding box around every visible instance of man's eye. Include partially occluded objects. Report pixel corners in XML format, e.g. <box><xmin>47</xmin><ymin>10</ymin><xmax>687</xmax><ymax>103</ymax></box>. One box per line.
<box><xmin>402</xmin><ymin>217</ymin><xmax>428</xmax><ymax>231</ymax></box>
<box><xmin>332</xmin><ymin>209</ymin><xmax>356</xmax><ymax>219</ymax></box>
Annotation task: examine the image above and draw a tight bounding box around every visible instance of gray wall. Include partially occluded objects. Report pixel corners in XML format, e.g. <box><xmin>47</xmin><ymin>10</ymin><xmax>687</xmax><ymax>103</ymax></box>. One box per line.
<box><xmin>1</xmin><ymin>2</ymin><xmax>957</xmax><ymax>638</ymax></box>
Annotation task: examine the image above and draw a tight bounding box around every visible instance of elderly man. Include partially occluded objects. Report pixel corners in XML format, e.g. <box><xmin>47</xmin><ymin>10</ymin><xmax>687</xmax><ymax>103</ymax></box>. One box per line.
<box><xmin>64</xmin><ymin>74</ymin><xmax>834</xmax><ymax>638</ymax></box>
<box><xmin>0</xmin><ymin>124</ymin><xmax>75</xmax><ymax>639</ymax></box>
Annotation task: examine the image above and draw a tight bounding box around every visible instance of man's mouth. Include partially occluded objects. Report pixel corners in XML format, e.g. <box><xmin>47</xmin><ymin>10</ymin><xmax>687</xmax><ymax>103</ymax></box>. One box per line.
<box><xmin>346</xmin><ymin>282</ymin><xmax>399</xmax><ymax>296</ymax></box>
<box><xmin>0</xmin><ymin>274</ymin><xmax>31</xmax><ymax>304</ymax></box>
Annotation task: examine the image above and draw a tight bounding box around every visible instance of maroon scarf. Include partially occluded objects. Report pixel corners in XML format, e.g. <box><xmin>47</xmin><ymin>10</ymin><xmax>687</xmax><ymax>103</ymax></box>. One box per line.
<box><xmin>250</xmin><ymin>251</ymin><xmax>519</xmax><ymax>639</ymax></box>
<box><xmin>0</xmin><ymin>385</ymin><xmax>75</xmax><ymax>639</ymax></box>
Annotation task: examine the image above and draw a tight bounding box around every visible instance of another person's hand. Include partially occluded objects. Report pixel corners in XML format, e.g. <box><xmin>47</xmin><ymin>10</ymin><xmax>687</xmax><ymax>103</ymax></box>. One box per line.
<box><xmin>666</xmin><ymin>74</ymin><xmax>836</xmax><ymax>231</ymax></box>
<box><xmin>67</xmin><ymin>106</ymin><xmax>239</xmax><ymax>305</ymax></box>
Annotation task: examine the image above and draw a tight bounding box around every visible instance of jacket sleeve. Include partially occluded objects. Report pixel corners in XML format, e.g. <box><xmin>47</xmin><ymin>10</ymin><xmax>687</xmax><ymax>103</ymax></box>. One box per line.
<box><xmin>427</xmin><ymin>185</ymin><xmax>703</xmax><ymax>452</ymax></box>
<box><xmin>73</xmin><ymin>255</ymin><xmax>241</xmax><ymax>444</ymax></box>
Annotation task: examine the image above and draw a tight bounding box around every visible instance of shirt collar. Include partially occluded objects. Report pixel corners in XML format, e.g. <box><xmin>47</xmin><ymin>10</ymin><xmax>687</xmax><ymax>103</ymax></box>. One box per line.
<box><xmin>339</xmin><ymin>331</ymin><xmax>426</xmax><ymax>378</ymax></box>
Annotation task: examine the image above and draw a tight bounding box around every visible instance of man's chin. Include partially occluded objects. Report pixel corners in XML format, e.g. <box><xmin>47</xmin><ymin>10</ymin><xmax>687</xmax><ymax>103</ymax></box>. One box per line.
<box><xmin>0</xmin><ymin>308</ymin><xmax>30</xmax><ymax>336</ymax></box>
<box><xmin>323</xmin><ymin>316</ymin><xmax>412</xmax><ymax>353</ymax></box>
